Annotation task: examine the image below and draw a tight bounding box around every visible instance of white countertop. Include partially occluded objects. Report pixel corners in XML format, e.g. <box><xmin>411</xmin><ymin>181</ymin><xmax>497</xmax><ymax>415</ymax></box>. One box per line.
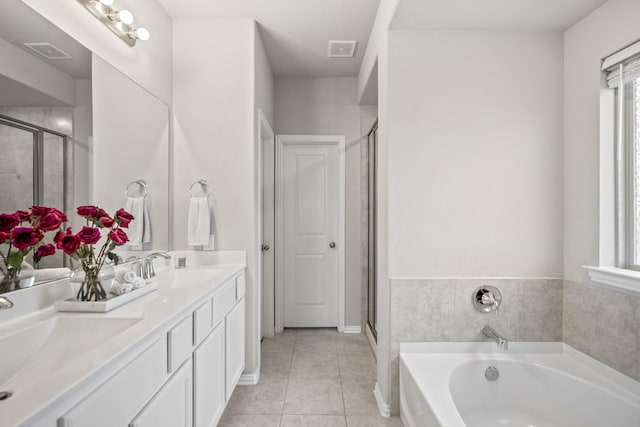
<box><xmin>0</xmin><ymin>260</ymin><xmax>245</xmax><ymax>427</ymax></box>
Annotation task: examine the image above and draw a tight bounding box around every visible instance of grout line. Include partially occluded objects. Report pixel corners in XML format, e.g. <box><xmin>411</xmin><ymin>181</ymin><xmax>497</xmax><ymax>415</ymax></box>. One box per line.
<box><xmin>278</xmin><ymin>332</ymin><xmax>295</xmax><ymax>426</ymax></box>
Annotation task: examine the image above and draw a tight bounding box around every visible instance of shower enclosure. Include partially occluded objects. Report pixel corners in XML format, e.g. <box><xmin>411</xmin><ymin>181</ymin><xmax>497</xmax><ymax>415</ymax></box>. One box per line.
<box><xmin>0</xmin><ymin>114</ymin><xmax>68</xmax><ymax>267</ymax></box>
<box><xmin>366</xmin><ymin>120</ymin><xmax>378</xmax><ymax>339</ymax></box>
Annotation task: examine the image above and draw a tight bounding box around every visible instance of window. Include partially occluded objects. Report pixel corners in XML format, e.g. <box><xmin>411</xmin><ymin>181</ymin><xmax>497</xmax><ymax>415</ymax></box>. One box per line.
<box><xmin>604</xmin><ymin>44</ymin><xmax>640</xmax><ymax>270</ymax></box>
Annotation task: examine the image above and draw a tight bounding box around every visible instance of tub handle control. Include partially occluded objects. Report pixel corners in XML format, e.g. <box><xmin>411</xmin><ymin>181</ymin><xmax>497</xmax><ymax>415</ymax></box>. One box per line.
<box><xmin>473</xmin><ymin>286</ymin><xmax>502</xmax><ymax>313</ymax></box>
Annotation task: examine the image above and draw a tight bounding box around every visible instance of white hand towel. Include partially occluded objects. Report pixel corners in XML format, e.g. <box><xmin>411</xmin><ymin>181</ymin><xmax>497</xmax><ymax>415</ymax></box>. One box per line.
<box><xmin>121</xmin><ymin>270</ymin><xmax>137</xmax><ymax>284</ymax></box>
<box><xmin>125</xmin><ymin>196</ymin><xmax>146</xmax><ymax>247</ymax></box>
<box><xmin>142</xmin><ymin>199</ymin><xmax>151</xmax><ymax>244</ymax></box>
<box><xmin>132</xmin><ymin>277</ymin><xmax>146</xmax><ymax>289</ymax></box>
<box><xmin>110</xmin><ymin>281</ymin><xmax>133</xmax><ymax>296</ymax></box>
<box><xmin>188</xmin><ymin>197</ymin><xmax>210</xmax><ymax>246</ymax></box>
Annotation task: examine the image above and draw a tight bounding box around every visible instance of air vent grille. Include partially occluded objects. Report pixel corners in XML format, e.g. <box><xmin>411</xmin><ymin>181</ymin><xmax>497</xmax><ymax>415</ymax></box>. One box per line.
<box><xmin>23</xmin><ymin>43</ymin><xmax>72</xmax><ymax>60</ymax></box>
<box><xmin>328</xmin><ymin>40</ymin><xmax>357</xmax><ymax>58</ymax></box>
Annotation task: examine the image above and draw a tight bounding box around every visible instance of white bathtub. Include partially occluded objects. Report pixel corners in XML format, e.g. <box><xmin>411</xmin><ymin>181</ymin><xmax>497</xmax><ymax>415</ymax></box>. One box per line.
<box><xmin>400</xmin><ymin>342</ymin><xmax>640</xmax><ymax>427</ymax></box>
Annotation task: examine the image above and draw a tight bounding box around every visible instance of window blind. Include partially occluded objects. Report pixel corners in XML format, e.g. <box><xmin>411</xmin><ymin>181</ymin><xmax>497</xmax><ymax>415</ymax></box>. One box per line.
<box><xmin>603</xmin><ymin>40</ymin><xmax>640</xmax><ymax>88</ymax></box>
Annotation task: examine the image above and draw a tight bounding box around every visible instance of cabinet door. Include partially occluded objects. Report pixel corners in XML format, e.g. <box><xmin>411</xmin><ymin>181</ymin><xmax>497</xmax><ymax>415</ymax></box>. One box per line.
<box><xmin>193</xmin><ymin>322</ymin><xmax>225</xmax><ymax>427</ymax></box>
<box><xmin>130</xmin><ymin>359</ymin><xmax>192</xmax><ymax>427</ymax></box>
<box><xmin>225</xmin><ymin>299</ymin><xmax>245</xmax><ymax>399</ymax></box>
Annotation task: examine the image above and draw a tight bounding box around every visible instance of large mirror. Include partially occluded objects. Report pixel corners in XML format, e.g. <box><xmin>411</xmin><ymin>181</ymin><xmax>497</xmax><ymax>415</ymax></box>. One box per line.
<box><xmin>0</xmin><ymin>0</ymin><xmax>169</xmax><ymax>291</ymax></box>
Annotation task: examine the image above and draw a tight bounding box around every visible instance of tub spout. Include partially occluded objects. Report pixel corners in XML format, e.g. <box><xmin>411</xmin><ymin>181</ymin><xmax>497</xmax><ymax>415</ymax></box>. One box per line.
<box><xmin>482</xmin><ymin>326</ymin><xmax>508</xmax><ymax>350</ymax></box>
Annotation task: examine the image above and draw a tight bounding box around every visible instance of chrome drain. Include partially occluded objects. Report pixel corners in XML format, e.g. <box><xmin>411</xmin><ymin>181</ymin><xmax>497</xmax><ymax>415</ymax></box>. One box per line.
<box><xmin>0</xmin><ymin>391</ymin><xmax>13</xmax><ymax>401</ymax></box>
<box><xmin>485</xmin><ymin>366</ymin><xmax>499</xmax><ymax>381</ymax></box>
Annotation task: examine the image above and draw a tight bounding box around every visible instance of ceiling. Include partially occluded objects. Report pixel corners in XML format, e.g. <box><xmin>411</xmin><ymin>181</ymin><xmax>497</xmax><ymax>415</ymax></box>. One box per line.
<box><xmin>0</xmin><ymin>0</ymin><xmax>91</xmax><ymax>79</ymax></box>
<box><xmin>391</xmin><ymin>0</ymin><xmax>609</xmax><ymax>31</ymax></box>
<box><xmin>157</xmin><ymin>0</ymin><xmax>381</xmax><ymax>77</ymax></box>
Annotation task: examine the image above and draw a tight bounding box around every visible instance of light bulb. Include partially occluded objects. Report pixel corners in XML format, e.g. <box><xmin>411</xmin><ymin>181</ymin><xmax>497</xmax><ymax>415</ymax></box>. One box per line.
<box><xmin>134</xmin><ymin>27</ymin><xmax>150</xmax><ymax>41</ymax></box>
<box><xmin>118</xmin><ymin>9</ymin><xmax>134</xmax><ymax>25</ymax></box>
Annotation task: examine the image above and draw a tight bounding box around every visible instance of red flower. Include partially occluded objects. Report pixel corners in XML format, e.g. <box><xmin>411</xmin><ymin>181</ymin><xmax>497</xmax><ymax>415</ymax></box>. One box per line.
<box><xmin>77</xmin><ymin>226</ymin><xmax>101</xmax><ymax>244</ymax></box>
<box><xmin>99</xmin><ymin>215</ymin><xmax>114</xmax><ymax>228</ymax></box>
<box><xmin>115</xmin><ymin>209</ymin><xmax>134</xmax><ymax>228</ymax></box>
<box><xmin>15</xmin><ymin>210</ymin><xmax>30</xmax><ymax>222</ymax></box>
<box><xmin>12</xmin><ymin>227</ymin><xmax>43</xmax><ymax>250</ymax></box>
<box><xmin>55</xmin><ymin>228</ymin><xmax>81</xmax><ymax>255</ymax></box>
<box><xmin>0</xmin><ymin>231</ymin><xmax>10</xmax><ymax>244</ymax></box>
<box><xmin>35</xmin><ymin>244</ymin><xmax>56</xmax><ymax>260</ymax></box>
<box><xmin>76</xmin><ymin>205</ymin><xmax>98</xmax><ymax>217</ymax></box>
<box><xmin>30</xmin><ymin>206</ymin><xmax>53</xmax><ymax>217</ymax></box>
<box><xmin>38</xmin><ymin>211</ymin><xmax>65</xmax><ymax>232</ymax></box>
<box><xmin>108</xmin><ymin>228</ymin><xmax>128</xmax><ymax>246</ymax></box>
<box><xmin>0</xmin><ymin>213</ymin><xmax>20</xmax><ymax>232</ymax></box>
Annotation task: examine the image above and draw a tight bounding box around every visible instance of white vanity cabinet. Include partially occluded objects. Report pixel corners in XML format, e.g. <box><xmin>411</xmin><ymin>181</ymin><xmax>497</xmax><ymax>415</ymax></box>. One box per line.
<box><xmin>49</xmin><ymin>269</ymin><xmax>246</xmax><ymax>427</ymax></box>
<box><xmin>130</xmin><ymin>359</ymin><xmax>193</xmax><ymax>427</ymax></box>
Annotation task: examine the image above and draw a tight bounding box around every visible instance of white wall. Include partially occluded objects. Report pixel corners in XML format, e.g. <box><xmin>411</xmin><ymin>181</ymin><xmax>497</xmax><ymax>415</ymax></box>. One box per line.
<box><xmin>274</xmin><ymin>77</ymin><xmax>364</xmax><ymax>328</ymax></box>
<box><xmin>564</xmin><ymin>0</ymin><xmax>640</xmax><ymax>282</ymax></box>
<box><xmin>173</xmin><ymin>19</ymin><xmax>262</xmax><ymax>377</ymax></box>
<box><xmin>20</xmin><ymin>0</ymin><xmax>172</xmax><ymax>104</ymax></box>
<box><xmin>72</xmin><ymin>78</ymin><xmax>93</xmax><ymax>228</ymax></box>
<box><xmin>387</xmin><ymin>30</ymin><xmax>564</xmax><ymax>278</ymax></box>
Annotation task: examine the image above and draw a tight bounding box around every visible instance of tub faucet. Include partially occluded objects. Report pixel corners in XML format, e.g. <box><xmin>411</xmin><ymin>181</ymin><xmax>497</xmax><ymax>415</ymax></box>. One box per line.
<box><xmin>0</xmin><ymin>296</ymin><xmax>14</xmax><ymax>310</ymax></box>
<box><xmin>482</xmin><ymin>326</ymin><xmax>508</xmax><ymax>350</ymax></box>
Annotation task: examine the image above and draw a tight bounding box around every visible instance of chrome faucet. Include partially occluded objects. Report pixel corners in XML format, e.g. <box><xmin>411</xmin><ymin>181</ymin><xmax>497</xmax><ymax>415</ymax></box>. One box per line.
<box><xmin>143</xmin><ymin>252</ymin><xmax>172</xmax><ymax>279</ymax></box>
<box><xmin>482</xmin><ymin>326</ymin><xmax>508</xmax><ymax>350</ymax></box>
<box><xmin>0</xmin><ymin>296</ymin><xmax>14</xmax><ymax>310</ymax></box>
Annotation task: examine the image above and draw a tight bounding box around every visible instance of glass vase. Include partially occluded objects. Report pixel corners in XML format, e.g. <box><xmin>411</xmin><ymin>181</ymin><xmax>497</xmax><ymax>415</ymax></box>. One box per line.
<box><xmin>0</xmin><ymin>264</ymin><xmax>35</xmax><ymax>294</ymax></box>
<box><xmin>70</xmin><ymin>262</ymin><xmax>115</xmax><ymax>302</ymax></box>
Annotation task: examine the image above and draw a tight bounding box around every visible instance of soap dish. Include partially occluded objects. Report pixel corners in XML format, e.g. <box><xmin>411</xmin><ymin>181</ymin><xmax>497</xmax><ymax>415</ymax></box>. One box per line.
<box><xmin>54</xmin><ymin>283</ymin><xmax>158</xmax><ymax>313</ymax></box>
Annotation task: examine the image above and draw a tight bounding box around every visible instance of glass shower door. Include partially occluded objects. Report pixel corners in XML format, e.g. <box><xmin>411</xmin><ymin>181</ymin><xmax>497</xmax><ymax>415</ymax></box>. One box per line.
<box><xmin>367</xmin><ymin>121</ymin><xmax>378</xmax><ymax>339</ymax></box>
<box><xmin>0</xmin><ymin>118</ymin><xmax>37</xmax><ymax>213</ymax></box>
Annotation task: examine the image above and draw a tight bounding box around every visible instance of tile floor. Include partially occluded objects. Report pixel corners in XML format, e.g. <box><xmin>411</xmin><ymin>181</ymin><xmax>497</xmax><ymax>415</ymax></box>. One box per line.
<box><xmin>220</xmin><ymin>328</ymin><xmax>403</xmax><ymax>427</ymax></box>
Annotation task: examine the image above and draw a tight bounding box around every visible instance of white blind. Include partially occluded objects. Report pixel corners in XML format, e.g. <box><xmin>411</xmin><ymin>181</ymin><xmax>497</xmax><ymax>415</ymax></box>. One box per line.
<box><xmin>604</xmin><ymin>40</ymin><xmax>640</xmax><ymax>88</ymax></box>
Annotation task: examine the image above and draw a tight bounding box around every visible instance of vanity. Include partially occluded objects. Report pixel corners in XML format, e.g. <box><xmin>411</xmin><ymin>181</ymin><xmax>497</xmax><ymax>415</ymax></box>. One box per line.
<box><xmin>0</xmin><ymin>260</ymin><xmax>246</xmax><ymax>427</ymax></box>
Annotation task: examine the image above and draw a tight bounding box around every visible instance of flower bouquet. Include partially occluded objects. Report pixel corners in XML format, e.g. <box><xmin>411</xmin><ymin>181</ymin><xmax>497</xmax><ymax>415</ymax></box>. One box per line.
<box><xmin>0</xmin><ymin>206</ymin><xmax>66</xmax><ymax>293</ymax></box>
<box><xmin>63</xmin><ymin>206</ymin><xmax>134</xmax><ymax>301</ymax></box>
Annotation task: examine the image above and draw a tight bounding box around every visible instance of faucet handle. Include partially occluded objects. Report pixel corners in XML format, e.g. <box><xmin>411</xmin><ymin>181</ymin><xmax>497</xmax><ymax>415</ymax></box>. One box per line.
<box><xmin>473</xmin><ymin>286</ymin><xmax>502</xmax><ymax>313</ymax></box>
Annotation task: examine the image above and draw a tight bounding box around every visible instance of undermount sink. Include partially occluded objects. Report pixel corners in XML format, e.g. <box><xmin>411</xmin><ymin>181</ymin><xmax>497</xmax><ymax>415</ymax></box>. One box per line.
<box><xmin>162</xmin><ymin>267</ymin><xmax>226</xmax><ymax>288</ymax></box>
<box><xmin>0</xmin><ymin>316</ymin><xmax>141</xmax><ymax>388</ymax></box>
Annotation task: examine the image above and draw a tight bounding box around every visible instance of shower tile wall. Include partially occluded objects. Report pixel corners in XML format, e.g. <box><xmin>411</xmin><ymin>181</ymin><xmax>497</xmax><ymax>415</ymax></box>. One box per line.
<box><xmin>388</xmin><ymin>277</ymin><xmax>563</xmax><ymax>413</ymax></box>
<box><xmin>563</xmin><ymin>280</ymin><xmax>640</xmax><ymax>381</ymax></box>
<box><xmin>0</xmin><ymin>124</ymin><xmax>34</xmax><ymax>213</ymax></box>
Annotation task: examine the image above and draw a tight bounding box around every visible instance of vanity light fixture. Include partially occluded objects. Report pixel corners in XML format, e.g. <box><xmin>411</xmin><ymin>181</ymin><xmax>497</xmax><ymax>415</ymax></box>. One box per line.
<box><xmin>76</xmin><ymin>0</ymin><xmax>150</xmax><ymax>47</ymax></box>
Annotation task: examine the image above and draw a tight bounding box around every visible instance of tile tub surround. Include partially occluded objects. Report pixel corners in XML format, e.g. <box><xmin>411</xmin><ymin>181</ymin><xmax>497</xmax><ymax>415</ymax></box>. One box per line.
<box><xmin>220</xmin><ymin>328</ymin><xmax>403</xmax><ymax>427</ymax></box>
<box><xmin>563</xmin><ymin>280</ymin><xmax>640</xmax><ymax>382</ymax></box>
<box><xmin>388</xmin><ymin>277</ymin><xmax>563</xmax><ymax>414</ymax></box>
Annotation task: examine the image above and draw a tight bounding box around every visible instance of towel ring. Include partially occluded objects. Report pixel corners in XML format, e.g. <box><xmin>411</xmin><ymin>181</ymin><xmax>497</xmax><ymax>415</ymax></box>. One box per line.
<box><xmin>125</xmin><ymin>179</ymin><xmax>148</xmax><ymax>197</ymax></box>
<box><xmin>189</xmin><ymin>179</ymin><xmax>212</xmax><ymax>198</ymax></box>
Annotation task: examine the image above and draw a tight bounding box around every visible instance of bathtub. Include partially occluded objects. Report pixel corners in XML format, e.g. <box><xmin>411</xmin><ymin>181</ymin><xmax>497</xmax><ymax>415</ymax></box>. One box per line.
<box><xmin>399</xmin><ymin>342</ymin><xmax>640</xmax><ymax>427</ymax></box>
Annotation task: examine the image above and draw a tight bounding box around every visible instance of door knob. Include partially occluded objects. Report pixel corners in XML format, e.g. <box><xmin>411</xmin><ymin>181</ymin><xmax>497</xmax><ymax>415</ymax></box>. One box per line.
<box><xmin>262</xmin><ymin>244</ymin><xmax>270</xmax><ymax>252</ymax></box>
<box><xmin>329</xmin><ymin>242</ymin><xmax>336</xmax><ymax>248</ymax></box>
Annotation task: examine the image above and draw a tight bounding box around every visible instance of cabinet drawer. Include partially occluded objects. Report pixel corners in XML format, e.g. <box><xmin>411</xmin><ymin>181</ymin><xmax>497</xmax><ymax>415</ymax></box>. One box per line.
<box><xmin>213</xmin><ymin>280</ymin><xmax>236</xmax><ymax>327</ymax></box>
<box><xmin>235</xmin><ymin>273</ymin><xmax>245</xmax><ymax>300</ymax></box>
<box><xmin>168</xmin><ymin>316</ymin><xmax>192</xmax><ymax>373</ymax></box>
<box><xmin>59</xmin><ymin>338</ymin><xmax>167</xmax><ymax>427</ymax></box>
<box><xmin>193</xmin><ymin>298</ymin><xmax>212</xmax><ymax>346</ymax></box>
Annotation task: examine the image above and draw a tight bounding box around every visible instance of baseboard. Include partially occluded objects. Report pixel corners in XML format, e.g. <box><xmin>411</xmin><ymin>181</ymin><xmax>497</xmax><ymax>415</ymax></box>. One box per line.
<box><xmin>238</xmin><ymin>370</ymin><xmax>260</xmax><ymax>385</ymax></box>
<box><xmin>374</xmin><ymin>382</ymin><xmax>391</xmax><ymax>418</ymax></box>
<box><xmin>365</xmin><ymin>324</ymin><xmax>377</xmax><ymax>358</ymax></box>
<box><xmin>343</xmin><ymin>325</ymin><xmax>362</xmax><ymax>334</ymax></box>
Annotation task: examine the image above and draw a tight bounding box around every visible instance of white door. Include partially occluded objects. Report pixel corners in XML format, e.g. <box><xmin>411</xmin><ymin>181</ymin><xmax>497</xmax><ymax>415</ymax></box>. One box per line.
<box><xmin>277</xmin><ymin>135</ymin><xmax>344</xmax><ymax>328</ymax></box>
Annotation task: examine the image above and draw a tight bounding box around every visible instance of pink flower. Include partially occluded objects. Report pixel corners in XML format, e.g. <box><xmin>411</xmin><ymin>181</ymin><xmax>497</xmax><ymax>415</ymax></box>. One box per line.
<box><xmin>99</xmin><ymin>215</ymin><xmax>114</xmax><ymax>228</ymax></box>
<box><xmin>12</xmin><ymin>227</ymin><xmax>43</xmax><ymax>250</ymax></box>
<box><xmin>38</xmin><ymin>211</ymin><xmax>65</xmax><ymax>232</ymax></box>
<box><xmin>108</xmin><ymin>228</ymin><xmax>128</xmax><ymax>246</ymax></box>
<box><xmin>0</xmin><ymin>213</ymin><xmax>20</xmax><ymax>232</ymax></box>
<box><xmin>55</xmin><ymin>228</ymin><xmax>81</xmax><ymax>255</ymax></box>
<box><xmin>0</xmin><ymin>231</ymin><xmax>10</xmax><ymax>244</ymax></box>
<box><xmin>30</xmin><ymin>206</ymin><xmax>53</xmax><ymax>217</ymax></box>
<box><xmin>115</xmin><ymin>209</ymin><xmax>134</xmax><ymax>228</ymax></box>
<box><xmin>76</xmin><ymin>205</ymin><xmax>98</xmax><ymax>217</ymax></box>
<box><xmin>35</xmin><ymin>244</ymin><xmax>56</xmax><ymax>260</ymax></box>
<box><xmin>77</xmin><ymin>226</ymin><xmax>101</xmax><ymax>244</ymax></box>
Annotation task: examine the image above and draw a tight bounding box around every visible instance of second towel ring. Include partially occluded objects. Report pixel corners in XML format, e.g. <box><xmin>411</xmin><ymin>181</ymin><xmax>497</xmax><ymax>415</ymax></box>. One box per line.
<box><xmin>189</xmin><ymin>179</ymin><xmax>212</xmax><ymax>198</ymax></box>
<box><xmin>126</xmin><ymin>179</ymin><xmax>148</xmax><ymax>197</ymax></box>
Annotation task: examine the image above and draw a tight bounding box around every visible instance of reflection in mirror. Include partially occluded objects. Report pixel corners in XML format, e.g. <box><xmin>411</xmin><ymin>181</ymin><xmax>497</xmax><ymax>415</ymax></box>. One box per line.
<box><xmin>0</xmin><ymin>0</ymin><xmax>170</xmax><ymax>294</ymax></box>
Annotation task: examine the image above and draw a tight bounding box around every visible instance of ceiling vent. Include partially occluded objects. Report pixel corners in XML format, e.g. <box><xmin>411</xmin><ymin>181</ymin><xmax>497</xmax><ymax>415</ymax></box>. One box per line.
<box><xmin>23</xmin><ymin>43</ymin><xmax>72</xmax><ymax>60</ymax></box>
<box><xmin>328</xmin><ymin>40</ymin><xmax>357</xmax><ymax>58</ymax></box>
